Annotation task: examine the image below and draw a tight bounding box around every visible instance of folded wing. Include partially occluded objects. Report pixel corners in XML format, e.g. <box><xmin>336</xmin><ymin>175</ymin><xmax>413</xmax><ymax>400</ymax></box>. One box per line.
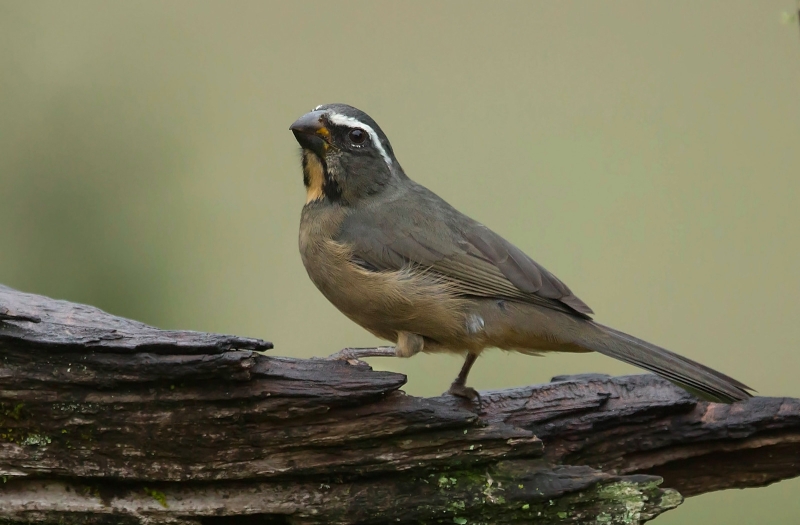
<box><xmin>338</xmin><ymin>187</ymin><xmax>593</xmax><ymax>318</ymax></box>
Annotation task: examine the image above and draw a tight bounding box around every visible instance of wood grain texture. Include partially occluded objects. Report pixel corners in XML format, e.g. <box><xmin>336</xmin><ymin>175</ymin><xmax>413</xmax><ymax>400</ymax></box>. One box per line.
<box><xmin>0</xmin><ymin>284</ymin><xmax>798</xmax><ymax>524</ymax></box>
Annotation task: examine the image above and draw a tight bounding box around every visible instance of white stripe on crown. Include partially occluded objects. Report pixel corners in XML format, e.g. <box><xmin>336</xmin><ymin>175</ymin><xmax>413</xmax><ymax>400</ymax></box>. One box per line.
<box><xmin>326</xmin><ymin>112</ymin><xmax>393</xmax><ymax>167</ymax></box>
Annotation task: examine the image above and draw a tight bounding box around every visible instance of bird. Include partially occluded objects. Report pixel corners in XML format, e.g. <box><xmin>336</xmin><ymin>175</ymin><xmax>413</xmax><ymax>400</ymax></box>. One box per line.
<box><xmin>289</xmin><ymin>103</ymin><xmax>753</xmax><ymax>404</ymax></box>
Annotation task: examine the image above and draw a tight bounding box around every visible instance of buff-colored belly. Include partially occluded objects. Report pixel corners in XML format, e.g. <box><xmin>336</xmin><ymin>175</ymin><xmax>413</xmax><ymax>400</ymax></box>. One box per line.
<box><xmin>299</xmin><ymin>233</ymin><xmax>473</xmax><ymax>345</ymax></box>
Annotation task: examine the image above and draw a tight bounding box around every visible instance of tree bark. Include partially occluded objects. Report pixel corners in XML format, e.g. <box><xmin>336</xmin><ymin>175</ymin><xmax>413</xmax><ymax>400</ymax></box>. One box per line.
<box><xmin>0</xmin><ymin>284</ymin><xmax>798</xmax><ymax>524</ymax></box>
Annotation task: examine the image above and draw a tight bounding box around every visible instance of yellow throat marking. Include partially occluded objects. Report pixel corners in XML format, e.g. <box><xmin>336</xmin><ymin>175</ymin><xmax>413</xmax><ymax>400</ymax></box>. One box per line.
<box><xmin>303</xmin><ymin>150</ymin><xmax>326</xmax><ymax>204</ymax></box>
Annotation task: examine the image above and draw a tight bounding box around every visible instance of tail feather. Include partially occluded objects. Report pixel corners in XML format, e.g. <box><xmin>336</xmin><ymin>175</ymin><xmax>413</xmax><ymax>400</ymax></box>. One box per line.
<box><xmin>579</xmin><ymin>322</ymin><xmax>753</xmax><ymax>403</ymax></box>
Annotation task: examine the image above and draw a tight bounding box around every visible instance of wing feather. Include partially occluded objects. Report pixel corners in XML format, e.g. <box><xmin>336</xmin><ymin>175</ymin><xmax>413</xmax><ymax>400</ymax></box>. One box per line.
<box><xmin>337</xmin><ymin>185</ymin><xmax>593</xmax><ymax>317</ymax></box>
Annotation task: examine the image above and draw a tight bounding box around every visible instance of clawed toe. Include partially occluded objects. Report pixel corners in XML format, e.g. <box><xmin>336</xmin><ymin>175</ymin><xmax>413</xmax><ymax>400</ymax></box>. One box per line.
<box><xmin>324</xmin><ymin>349</ymin><xmax>370</xmax><ymax>366</ymax></box>
<box><xmin>447</xmin><ymin>383</ymin><xmax>482</xmax><ymax>410</ymax></box>
<box><xmin>325</xmin><ymin>348</ymin><xmax>364</xmax><ymax>365</ymax></box>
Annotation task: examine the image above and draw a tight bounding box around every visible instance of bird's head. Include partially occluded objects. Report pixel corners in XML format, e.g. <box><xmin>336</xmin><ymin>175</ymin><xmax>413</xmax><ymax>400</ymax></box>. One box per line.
<box><xmin>290</xmin><ymin>104</ymin><xmax>401</xmax><ymax>205</ymax></box>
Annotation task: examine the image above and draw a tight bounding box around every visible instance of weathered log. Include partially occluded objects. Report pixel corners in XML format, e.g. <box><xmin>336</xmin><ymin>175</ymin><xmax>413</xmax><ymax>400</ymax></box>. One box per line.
<box><xmin>0</xmin><ymin>284</ymin><xmax>798</xmax><ymax>524</ymax></box>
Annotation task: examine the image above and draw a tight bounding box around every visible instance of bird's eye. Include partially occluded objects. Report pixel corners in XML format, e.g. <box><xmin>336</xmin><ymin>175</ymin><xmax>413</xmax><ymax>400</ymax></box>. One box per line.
<box><xmin>348</xmin><ymin>128</ymin><xmax>367</xmax><ymax>145</ymax></box>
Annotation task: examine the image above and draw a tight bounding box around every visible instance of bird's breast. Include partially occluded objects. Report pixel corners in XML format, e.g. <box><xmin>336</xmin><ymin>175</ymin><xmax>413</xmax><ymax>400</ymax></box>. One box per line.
<box><xmin>298</xmin><ymin>214</ymin><xmax>471</xmax><ymax>345</ymax></box>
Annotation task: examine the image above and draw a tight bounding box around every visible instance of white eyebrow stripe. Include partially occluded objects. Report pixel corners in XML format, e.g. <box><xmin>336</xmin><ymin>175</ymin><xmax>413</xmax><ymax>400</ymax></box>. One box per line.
<box><xmin>326</xmin><ymin>112</ymin><xmax>393</xmax><ymax>167</ymax></box>
<box><xmin>313</xmin><ymin>104</ymin><xmax>324</xmax><ymax>110</ymax></box>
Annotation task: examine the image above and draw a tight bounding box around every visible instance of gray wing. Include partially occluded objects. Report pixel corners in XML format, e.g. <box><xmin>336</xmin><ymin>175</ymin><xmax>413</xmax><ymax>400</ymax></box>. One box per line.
<box><xmin>338</xmin><ymin>185</ymin><xmax>593</xmax><ymax>318</ymax></box>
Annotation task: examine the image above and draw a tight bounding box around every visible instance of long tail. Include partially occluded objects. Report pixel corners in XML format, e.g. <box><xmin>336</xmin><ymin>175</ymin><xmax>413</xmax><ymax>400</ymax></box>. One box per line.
<box><xmin>575</xmin><ymin>322</ymin><xmax>753</xmax><ymax>403</ymax></box>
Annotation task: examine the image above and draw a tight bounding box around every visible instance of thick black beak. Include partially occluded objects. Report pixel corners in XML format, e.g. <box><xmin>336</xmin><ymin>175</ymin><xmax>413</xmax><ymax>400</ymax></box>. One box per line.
<box><xmin>290</xmin><ymin>110</ymin><xmax>329</xmax><ymax>158</ymax></box>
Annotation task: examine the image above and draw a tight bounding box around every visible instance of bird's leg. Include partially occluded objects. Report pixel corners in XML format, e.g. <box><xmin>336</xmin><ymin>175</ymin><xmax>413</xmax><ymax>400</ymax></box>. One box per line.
<box><xmin>326</xmin><ymin>346</ymin><xmax>398</xmax><ymax>363</ymax></box>
<box><xmin>326</xmin><ymin>332</ymin><xmax>424</xmax><ymax>364</ymax></box>
<box><xmin>447</xmin><ymin>352</ymin><xmax>481</xmax><ymax>407</ymax></box>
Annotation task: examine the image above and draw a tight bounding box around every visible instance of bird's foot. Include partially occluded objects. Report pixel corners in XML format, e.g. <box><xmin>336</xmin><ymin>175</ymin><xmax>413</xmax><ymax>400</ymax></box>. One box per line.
<box><xmin>325</xmin><ymin>346</ymin><xmax>397</xmax><ymax>366</ymax></box>
<box><xmin>447</xmin><ymin>382</ymin><xmax>482</xmax><ymax>411</ymax></box>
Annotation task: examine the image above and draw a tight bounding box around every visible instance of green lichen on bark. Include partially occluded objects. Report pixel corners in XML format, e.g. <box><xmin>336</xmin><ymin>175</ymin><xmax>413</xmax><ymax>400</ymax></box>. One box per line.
<box><xmin>143</xmin><ymin>487</ymin><xmax>168</xmax><ymax>508</ymax></box>
<box><xmin>430</xmin><ymin>480</ymin><xmax>680</xmax><ymax>524</ymax></box>
<box><xmin>0</xmin><ymin>403</ymin><xmax>24</xmax><ymax>422</ymax></box>
<box><xmin>395</xmin><ymin>464</ymin><xmax>681</xmax><ymax>524</ymax></box>
<box><xmin>0</xmin><ymin>402</ymin><xmax>54</xmax><ymax>447</ymax></box>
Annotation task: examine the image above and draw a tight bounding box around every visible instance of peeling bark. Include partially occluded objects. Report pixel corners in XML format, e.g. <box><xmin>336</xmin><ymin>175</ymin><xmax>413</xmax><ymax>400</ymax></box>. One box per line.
<box><xmin>0</xmin><ymin>284</ymin><xmax>798</xmax><ymax>524</ymax></box>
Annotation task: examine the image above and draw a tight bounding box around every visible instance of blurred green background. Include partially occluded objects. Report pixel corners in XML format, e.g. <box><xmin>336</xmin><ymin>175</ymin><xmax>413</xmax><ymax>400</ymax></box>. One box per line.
<box><xmin>1</xmin><ymin>1</ymin><xmax>798</xmax><ymax>522</ymax></box>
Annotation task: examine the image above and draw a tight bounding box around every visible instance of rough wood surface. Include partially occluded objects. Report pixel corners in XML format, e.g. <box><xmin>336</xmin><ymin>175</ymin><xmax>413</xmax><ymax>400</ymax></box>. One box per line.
<box><xmin>0</xmin><ymin>284</ymin><xmax>798</xmax><ymax>524</ymax></box>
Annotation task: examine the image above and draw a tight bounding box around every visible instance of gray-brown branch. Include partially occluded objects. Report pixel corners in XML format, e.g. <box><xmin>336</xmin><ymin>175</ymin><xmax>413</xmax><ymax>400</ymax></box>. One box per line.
<box><xmin>0</xmin><ymin>284</ymin><xmax>798</xmax><ymax>525</ymax></box>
